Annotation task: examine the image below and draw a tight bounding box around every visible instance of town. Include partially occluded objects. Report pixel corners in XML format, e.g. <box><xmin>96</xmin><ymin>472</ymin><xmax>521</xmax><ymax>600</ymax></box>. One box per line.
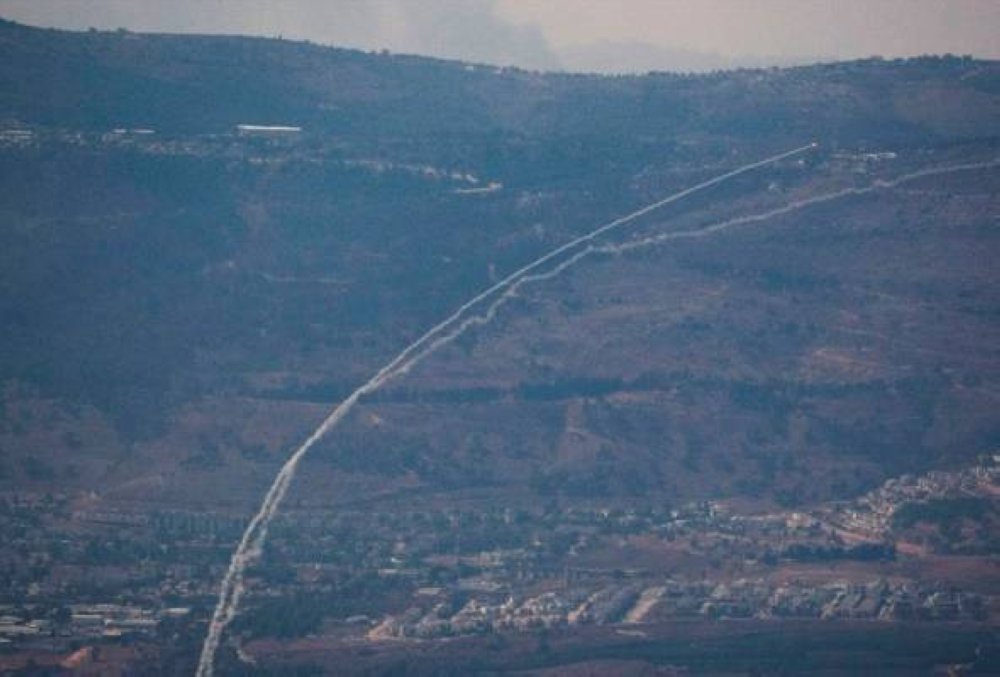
<box><xmin>0</xmin><ymin>455</ymin><xmax>995</xmax><ymax>668</ymax></box>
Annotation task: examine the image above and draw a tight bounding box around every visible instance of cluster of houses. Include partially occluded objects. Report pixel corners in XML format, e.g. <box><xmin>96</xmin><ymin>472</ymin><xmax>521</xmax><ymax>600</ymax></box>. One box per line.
<box><xmin>0</xmin><ymin>603</ymin><xmax>189</xmax><ymax>647</ymax></box>
<box><xmin>365</xmin><ymin>575</ymin><xmax>984</xmax><ymax>641</ymax></box>
<box><xmin>369</xmin><ymin>585</ymin><xmax>640</xmax><ymax>640</ymax></box>
<box><xmin>825</xmin><ymin>454</ymin><xmax>999</xmax><ymax>538</ymax></box>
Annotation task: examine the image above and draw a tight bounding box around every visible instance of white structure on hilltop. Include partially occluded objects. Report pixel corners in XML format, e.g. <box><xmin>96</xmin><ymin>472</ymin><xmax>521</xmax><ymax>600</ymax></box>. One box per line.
<box><xmin>236</xmin><ymin>124</ymin><xmax>302</xmax><ymax>136</ymax></box>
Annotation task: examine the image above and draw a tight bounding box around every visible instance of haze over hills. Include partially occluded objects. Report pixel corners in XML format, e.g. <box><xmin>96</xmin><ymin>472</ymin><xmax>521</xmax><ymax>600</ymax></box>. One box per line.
<box><xmin>0</xmin><ymin>18</ymin><xmax>998</xmax><ymax>675</ymax></box>
<box><xmin>557</xmin><ymin>41</ymin><xmax>822</xmax><ymax>74</ymax></box>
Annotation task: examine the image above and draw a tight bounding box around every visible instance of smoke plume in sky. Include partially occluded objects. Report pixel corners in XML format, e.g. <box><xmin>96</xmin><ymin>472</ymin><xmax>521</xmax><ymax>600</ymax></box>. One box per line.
<box><xmin>1</xmin><ymin>0</ymin><xmax>996</xmax><ymax>72</ymax></box>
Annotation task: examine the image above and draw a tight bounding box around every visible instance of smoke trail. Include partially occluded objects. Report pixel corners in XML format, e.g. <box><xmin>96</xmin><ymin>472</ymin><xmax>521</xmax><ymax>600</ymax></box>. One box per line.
<box><xmin>201</xmin><ymin>146</ymin><xmax>997</xmax><ymax>674</ymax></box>
<box><xmin>196</xmin><ymin>149</ymin><xmax>997</xmax><ymax>674</ymax></box>
<box><xmin>195</xmin><ymin>143</ymin><xmax>819</xmax><ymax>674</ymax></box>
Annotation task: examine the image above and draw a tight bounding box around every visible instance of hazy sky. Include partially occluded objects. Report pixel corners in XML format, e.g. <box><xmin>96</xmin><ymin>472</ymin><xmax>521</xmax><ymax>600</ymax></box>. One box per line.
<box><xmin>1</xmin><ymin>0</ymin><xmax>998</xmax><ymax>72</ymax></box>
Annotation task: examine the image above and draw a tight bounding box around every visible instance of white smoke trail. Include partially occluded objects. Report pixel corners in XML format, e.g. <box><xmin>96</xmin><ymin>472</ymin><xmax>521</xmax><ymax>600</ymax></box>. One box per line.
<box><xmin>199</xmin><ymin>146</ymin><xmax>997</xmax><ymax>674</ymax></box>
<box><xmin>595</xmin><ymin>156</ymin><xmax>1000</xmax><ymax>255</ymax></box>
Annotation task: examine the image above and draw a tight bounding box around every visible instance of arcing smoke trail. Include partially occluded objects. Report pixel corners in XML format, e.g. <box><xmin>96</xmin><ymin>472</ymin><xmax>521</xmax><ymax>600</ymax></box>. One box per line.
<box><xmin>199</xmin><ymin>145</ymin><xmax>996</xmax><ymax>674</ymax></box>
<box><xmin>196</xmin><ymin>143</ymin><xmax>817</xmax><ymax>675</ymax></box>
<box><xmin>384</xmin><ymin>157</ymin><xmax>1000</xmax><ymax>377</ymax></box>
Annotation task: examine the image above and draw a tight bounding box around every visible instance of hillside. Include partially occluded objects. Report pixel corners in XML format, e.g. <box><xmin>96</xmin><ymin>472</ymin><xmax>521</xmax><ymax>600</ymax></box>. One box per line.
<box><xmin>2</xmin><ymin>19</ymin><xmax>998</xmax><ymax>509</ymax></box>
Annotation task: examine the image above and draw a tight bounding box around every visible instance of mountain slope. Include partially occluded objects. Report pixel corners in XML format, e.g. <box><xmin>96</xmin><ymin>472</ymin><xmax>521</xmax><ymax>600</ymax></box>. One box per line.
<box><xmin>0</xmin><ymin>19</ymin><xmax>998</xmax><ymax>509</ymax></box>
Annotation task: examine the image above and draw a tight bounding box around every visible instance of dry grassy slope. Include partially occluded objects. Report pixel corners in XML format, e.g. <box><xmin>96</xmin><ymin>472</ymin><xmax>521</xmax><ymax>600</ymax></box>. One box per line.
<box><xmin>291</xmin><ymin>153</ymin><xmax>1000</xmax><ymax>508</ymax></box>
<box><xmin>2</xmin><ymin>149</ymin><xmax>997</xmax><ymax>510</ymax></box>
